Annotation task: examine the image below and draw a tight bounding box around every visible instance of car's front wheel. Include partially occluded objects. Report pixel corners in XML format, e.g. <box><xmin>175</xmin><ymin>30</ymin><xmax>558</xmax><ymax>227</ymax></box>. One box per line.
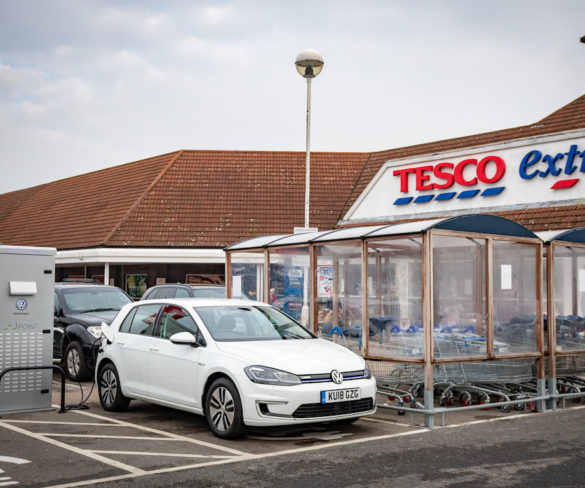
<box><xmin>205</xmin><ymin>378</ymin><xmax>245</xmax><ymax>439</ymax></box>
<box><xmin>64</xmin><ymin>341</ymin><xmax>91</xmax><ymax>381</ymax></box>
<box><xmin>98</xmin><ymin>363</ymin><xmax>131</xmax><ymax>411</ymax></box>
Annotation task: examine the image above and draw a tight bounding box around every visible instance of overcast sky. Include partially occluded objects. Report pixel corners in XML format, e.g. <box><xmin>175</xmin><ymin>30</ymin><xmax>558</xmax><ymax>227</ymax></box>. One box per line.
<box><xmin>1</xmin><ymin>0</ymin><xmax>585</xmax><ymax>194</ymax></box>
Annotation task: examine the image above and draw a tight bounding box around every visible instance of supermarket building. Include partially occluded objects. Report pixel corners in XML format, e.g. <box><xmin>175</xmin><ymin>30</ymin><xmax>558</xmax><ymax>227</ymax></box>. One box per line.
<box><xmin>0</xmin><ymin>94</ymin><xmax>585</xmax><ymax>298</ymax></box>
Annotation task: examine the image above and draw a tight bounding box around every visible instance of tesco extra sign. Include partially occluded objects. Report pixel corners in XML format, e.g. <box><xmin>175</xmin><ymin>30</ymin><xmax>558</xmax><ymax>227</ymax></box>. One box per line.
<box><xmin>393</xmin><ymin>156</ymin><xmax>506</xmax><ymax>192</ymax></box>
<box><xmin>391</xmin><ymin>143</ymin><xmax>583</xmax><ymax>206</ymax></box>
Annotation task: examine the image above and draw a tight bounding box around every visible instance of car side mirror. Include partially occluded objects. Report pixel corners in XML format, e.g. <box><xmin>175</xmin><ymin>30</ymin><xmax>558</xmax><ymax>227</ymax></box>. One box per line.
<box><xmin>169</xmin><ymin>331</ymin><xmax>199</xmax><ymax>347</ymax></box>
<box><xmin>101</xmin><ymin>321</ymin><xmax>115</xmax><ymax>342</ymax></box>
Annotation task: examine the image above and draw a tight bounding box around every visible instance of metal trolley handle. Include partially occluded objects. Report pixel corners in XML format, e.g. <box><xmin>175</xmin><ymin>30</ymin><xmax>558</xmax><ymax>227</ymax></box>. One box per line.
<box><xmin>0</xmin><ymin>365</ymin><xmax>67</xmax><ymax>414</ymax></box>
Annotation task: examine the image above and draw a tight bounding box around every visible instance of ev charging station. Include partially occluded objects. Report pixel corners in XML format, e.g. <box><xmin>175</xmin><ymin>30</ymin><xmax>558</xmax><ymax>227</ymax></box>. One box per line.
<box><xmin>0</xmin><ymin>245</ymin><xmax>56</xmax><ymax>414</ymax></box>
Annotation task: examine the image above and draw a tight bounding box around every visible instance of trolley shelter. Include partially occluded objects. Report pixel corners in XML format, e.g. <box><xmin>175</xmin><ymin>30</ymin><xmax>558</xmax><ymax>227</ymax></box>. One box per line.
<box><xmin>225</xmin><ymin>215</ymin><xmax>585</xmax><ymax>424</ymax></box>
<box><xmin>539</xmin><ymin>228</ymin><xmax>585</xmax><ymax>403</ymax></box>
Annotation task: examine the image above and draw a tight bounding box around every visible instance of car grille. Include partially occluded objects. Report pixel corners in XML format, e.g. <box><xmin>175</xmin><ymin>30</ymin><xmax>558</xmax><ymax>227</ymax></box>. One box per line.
<box><xmin>299</xmin><ymin>370</ymin><xmax>368</xmax><ymax>383</ymax></box>
<box><xmin>292</xmin><ymin>398</ymin><xmax>374</xmax><ymax>418</ymax></box>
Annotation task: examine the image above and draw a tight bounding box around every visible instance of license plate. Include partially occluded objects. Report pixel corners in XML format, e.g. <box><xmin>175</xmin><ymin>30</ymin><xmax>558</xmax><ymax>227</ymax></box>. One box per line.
<box><xmin>321</xmin><ymin>388</ymin><xmax>360</xmax><ymax>404</ymax></box>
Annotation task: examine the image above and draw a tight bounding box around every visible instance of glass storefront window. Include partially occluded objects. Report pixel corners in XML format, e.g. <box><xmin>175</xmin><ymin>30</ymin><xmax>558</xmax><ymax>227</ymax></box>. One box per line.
<box><xmin>433</xmin><ymin>235</ymin><xmax>487</xmax><ymax>359</ymax></box>
<box><xmin>269</xmin><ymin>248</ymin><xmax>311</xmax><ymax>327</ymax></box>
<box><xmin>554</xmin><ymin>245</ymin><xmax>585</xmax><ymax>351</ymax></box>
<box><xmin>493</xmin><ymin>241</ymin><xmax>538</xmax><ymax>354</ymax></box>
<box><xmin>315</xmin><ymin>243</ymin><xmax>363</xmax><ymax>350</ymax></box>
<box><xmin>367</xmin><ymin>238</ymin><xmax>423</xmax><ymax>359</ymax></box>
<box><xmin>230</xmin><ymin>252</ymin><xmax>264</xmax><ymax>302</ymax></box>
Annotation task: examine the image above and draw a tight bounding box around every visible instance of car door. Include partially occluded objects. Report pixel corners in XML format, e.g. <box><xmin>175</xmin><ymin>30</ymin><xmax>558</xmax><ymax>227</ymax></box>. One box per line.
<box><xmin>147</xmin><ymin>304</ymin><xmax>203</xmax><ymax>407</ymax></box>
<box><xmin>53</xmin><ymin>291</ymin><xmax>66</xmax><ymax>359</ymax></box>
<box><xmin>113</xmin><ymin>303</ymin><xmax>162</xmax><ymax>396</ymax></box>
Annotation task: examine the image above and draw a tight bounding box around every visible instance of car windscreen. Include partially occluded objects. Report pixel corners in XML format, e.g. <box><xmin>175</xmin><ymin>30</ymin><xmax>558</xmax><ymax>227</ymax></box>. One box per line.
<box><xmin>193</xmin><ymin>305</ymin><xmax>315</xmax><ymax>341</ymax></box>
<box><xmin>61</xmin><ymin>288</ymin><xmax>133</xmax><ymax>314</ymax></box>
<box><xmin>191</xmin><ymin>287</ymin><xmax>226</xmax><ymax>298</ymax></box>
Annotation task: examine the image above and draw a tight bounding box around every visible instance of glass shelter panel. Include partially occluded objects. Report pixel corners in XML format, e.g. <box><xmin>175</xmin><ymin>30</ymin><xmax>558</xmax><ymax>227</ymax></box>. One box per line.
<box><xmin>316</xmin><ymin>242</ymin><xmax>363</xmax><ymax>355</ymax></box>
<box><xmin>492</xmin><ymin>241</ymin><xmax>538</xmax><ymax>354</ymax></box>
<box><xmin>554</xmin><ymin>245</ymin><xmax>585</xmax><ymax>351</ymax></box>
<box><xmin>433</xmin><ymin>235</ymin><xmax>487</xmax><ymax>359</ymax></box>
<box><xmin>230</xmin><ymin>252</ymin><xmax>264</xmax><ymax>301</ymax></box>
<box><xmin>367</xmin><ymin>238</ymin><xmax>423</xmax><ymax>360</ymax></box>
<box><xmin>269</xmin><ymin>248</ymin><xmax>311</xmax><ymax>327</ymax></box>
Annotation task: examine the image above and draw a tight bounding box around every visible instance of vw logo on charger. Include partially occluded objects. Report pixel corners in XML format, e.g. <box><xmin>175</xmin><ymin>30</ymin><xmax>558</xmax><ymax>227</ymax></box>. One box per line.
<box><xmin>331</xmin><ymin>369</ymin><xmax>343</xmax><ymax>384</ymax></box>
<box><xmin>15</xmin><ymin>299</ymin><xmax>27</xmax><ymax>311</ymax></box>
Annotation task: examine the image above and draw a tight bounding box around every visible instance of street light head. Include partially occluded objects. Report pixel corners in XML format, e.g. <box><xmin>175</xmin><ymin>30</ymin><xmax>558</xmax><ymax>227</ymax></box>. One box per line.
<box><xmin>295</xmin><ymin>48</ymin><xmax>324</xmax><ymax>79</ymax></box>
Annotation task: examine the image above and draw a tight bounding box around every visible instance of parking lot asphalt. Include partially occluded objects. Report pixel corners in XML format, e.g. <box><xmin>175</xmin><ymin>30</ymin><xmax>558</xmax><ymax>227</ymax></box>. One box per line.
<box><xmin>0</xmin><ymin>375</ymin><xmax>581</xmax><ymax>488</ymax></box>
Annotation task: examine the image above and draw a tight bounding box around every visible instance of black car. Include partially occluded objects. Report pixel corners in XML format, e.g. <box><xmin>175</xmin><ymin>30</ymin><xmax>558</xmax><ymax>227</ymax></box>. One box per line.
<box><xmin>140</xmin><ymin>283</ymin><xmax>226</xmax><ymax>300</ymax></box>
<box><xmin>53</xmin><ymin>283</ymin><xmax>133</xmax><ymax>381</ymax></box>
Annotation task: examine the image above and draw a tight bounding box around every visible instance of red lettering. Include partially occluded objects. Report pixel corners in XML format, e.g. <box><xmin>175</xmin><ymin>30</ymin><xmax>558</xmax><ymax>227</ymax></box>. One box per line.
<box><xmin>454</xmin><ymin>159</ymin><xmax>478</xmax><ymax>186</ymax></box>
<box><xmin>432</xmin><ymin>162</ymin><xmax>454</xmax><ymax>189</ymax></box>
<box><xmin>477</xmin><ymin>156</ymin><xmax>506</xmax><ymax>183</ymax></box>
<box><xmin>393</xmin><ymin>156</ymin><xmax>507</xmax><ymax>193</ymax></box>
<box><xmin>393</xmin><ymin>168</ymin><xmax>416</xmax><ymax>193</ymax></box>
<box><xmin>415</xmin><ymin>166</ymin><xmax>434</xmax><ymax>191</ymax></box>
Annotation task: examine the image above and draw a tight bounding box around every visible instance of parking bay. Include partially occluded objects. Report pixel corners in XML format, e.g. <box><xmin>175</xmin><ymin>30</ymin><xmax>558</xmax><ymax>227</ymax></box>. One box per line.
<box><xmin>0</xmin><ymin>377</ymin><xmax>542</xmax><ymax>488</ymax></box>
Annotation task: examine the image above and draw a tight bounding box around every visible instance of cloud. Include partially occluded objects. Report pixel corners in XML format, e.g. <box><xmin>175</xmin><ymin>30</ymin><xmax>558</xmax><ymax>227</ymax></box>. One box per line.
<box><xmin>90</xmin><ymin>5</ymin><xmax>169</xmax><ymax>37</ymax></box>
<box><xmin>192</xmin><ymin>5</ymin><xmax>236</xmax><ymax>26</ymax></box>
<box><xmin>0</xmin><ymin>64</ymin><xmax>43</xmax><ymax>101</ymax></box>
<box><xmin>1</xmin><ymin>0</ymin><xmax>585</xmax><ymax>194</ymax></box>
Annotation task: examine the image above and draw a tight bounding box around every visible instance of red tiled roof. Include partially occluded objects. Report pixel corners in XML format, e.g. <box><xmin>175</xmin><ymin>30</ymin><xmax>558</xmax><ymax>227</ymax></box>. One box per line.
<box><xmin>0</xmin><ymin>150</ymin><xmax>369</xmax><ymax>249</ymax></box>
<box><xmin>107</xmin><ymin>151</ymin><xmax>370</xmax><ymax>247</ymax></box>
<box><xmin>0</xmin><ymin>152</ymin><xmax>179</xmax><ymax>249</ymax></box>
<box><xmin>1</xmin><ymin>95</ymin><xmax>585</xmax><ymax>250</ymax></box>
<box><xmin>495</xmin><ymin>205</ymin><xmax>585</xmax><ymax>232</ymax></box>
<box><xmin>338</xmin><ymin>205</ymin><xmax>585</xmax><ymax>233</ymax></box>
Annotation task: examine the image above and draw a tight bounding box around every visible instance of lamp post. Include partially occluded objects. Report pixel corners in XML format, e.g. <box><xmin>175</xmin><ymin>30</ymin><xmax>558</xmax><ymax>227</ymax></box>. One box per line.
<box><xmin>295</xmin><ymin>48</ymin><xmax>324</xmax><ymax>230</ymax></box>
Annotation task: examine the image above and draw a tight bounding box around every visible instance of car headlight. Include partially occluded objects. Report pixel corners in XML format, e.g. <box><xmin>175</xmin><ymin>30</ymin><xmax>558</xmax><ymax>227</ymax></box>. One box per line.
<box><xmin>87</xmin><ymin>326</ymin><xmax>102</xmax><ymax>339</ymax></box>
<box><xmin>364</xmin><ymin>367</ymin><xmax>373</xmax><ymax>379</ymax></box>
<box><xmin>245</xmin><ymin>366</ymin><xmax>301</xmax><ymax>386</ymax></box>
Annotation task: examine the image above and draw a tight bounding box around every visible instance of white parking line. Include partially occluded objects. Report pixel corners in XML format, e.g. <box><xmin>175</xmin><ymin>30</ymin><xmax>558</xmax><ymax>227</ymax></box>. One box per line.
<box><xmin>0</xmin><ymin>421</ymin><xmax>146</xmax><ymax>476</ymax></box>
<box><xmin>0</xmin><ymin>480</ymin><xmax>19</xmax><ymax>487</ymax></box>
<box><xmin>39</xmin><ymin>434</ymin><xmax>187</xmax><ymax>440</ymax></box>
<box><xmin>44</xmin><ymin>427</ymin><xmax>431</xmax><ymax>488</ymax></box>
<box><xmin>90</xmin><ymin>450</ymin><xmax>233</xmax><ymax>459</ymax></box>
<box><xmin>3</xmin><ymin>421</ymin><xmax>112</xmax><ymax>426</ymax></box>
<box><xmin>0</xmin><ymin>458</ymin><xmax>30</xmax><ymax>464</ymax></box>
<box><xmin>67</xmin><ymin>408</ymin><xmax>250</xmax><ymax>457</ymax></box>
<box><xmin>444</xmin><ymin>404</ymin><xmax>585</xmax><ymax>429</ymax></box>
<box><xmin>18</xmin><ymin>405</ymin><xmax>585</xmax><ymax>488</ymax></box>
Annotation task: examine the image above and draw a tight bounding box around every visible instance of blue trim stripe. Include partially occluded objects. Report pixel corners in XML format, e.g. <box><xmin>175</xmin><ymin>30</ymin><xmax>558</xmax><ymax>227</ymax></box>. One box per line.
<box><xmin>480</xmin><ymin>187</ymin><xmax>505</xmax><ymax>197</ymax></box>
<box><xmin>414</xmin><ymin>195</ymin><xmax>434</xmax><ymax>203</ymax></box>
<box><xmin>457</xmin><ymin>189</ymin><xmax>480</xmax><ymax>199</ymax></box>
<box><xmin>393</xmin><ymin>187</ymin><xmax>506</xmax><ymax>206</ymax></box>
<box><xmin>394</xmin><ymin>197</ymin><xmax>413</xmax><ymax>205</ymax></box>
<box><xmin>435</xmin><ymin>192</ymin><xmax>456</xmax><ymax>201</ymax></box>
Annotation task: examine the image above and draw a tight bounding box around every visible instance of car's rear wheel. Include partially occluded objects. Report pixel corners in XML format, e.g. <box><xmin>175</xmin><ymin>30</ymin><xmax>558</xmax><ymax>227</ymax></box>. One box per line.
<box><xmin>205</xmin><ymin>378</ymin><xmax>245</xmax><ymax>439</ymax></box>
<box><xmin>98</xmin><ymin>363</ymin><xmax>131</xmax><ymax>411</ymax></box>
<box><xmin>64</xmin><ymin>341</ymin><xmax>91</xmax><ymax>382</ymax></box>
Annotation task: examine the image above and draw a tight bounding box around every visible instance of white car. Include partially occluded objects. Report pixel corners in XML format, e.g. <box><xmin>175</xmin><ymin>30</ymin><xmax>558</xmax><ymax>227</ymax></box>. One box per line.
<box><xmin>96</xmin><ymin>298</ymin><xmax>376</xmax><ymax>439</ymax></box>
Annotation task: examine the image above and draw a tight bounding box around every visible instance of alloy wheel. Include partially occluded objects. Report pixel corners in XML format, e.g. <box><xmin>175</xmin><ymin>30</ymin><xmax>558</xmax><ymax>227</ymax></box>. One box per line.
<box><xmin>66</xmin><ymin>348</ymin><xmax>80</xmax><ymax>377</ymax></box>
<box><xmin>100</xmin><ymin>368</ymin><xmax>117</xmax><ymax>407</ymax></box>
<box><xmin>209</xmin><ymin>386</ymin><xmax>235</xmax><ymax>432</ymax></box>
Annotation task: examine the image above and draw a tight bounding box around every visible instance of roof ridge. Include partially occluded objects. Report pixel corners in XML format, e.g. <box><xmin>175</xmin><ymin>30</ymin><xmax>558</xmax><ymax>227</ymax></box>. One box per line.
<box><xmin>337</xmin><ymin>153</ymin><xmax>372</xmax><ymax>221</ymax></box>
<box><xmin>102</xmin><ymin>150</ymin><xmax>184</xmax><ymax>245</ymax></box>
<box><xmin>535</xmin><ymin>94</ymin><xmax>585</xmax><ymax>124</ymax></box>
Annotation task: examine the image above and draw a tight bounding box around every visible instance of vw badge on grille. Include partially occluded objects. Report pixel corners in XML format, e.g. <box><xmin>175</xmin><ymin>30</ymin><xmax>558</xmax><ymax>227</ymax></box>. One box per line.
<box><xmin>331</xmin><ymin>369</ymin><xmax>343</xmax><ymax>384</ymax></box>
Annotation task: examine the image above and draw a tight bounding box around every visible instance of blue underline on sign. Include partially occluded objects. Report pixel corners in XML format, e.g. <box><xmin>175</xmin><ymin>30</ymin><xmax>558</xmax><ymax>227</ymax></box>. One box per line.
<box><xmin>393</xmin><ymin>187</ymin><xmax>505</xmax><ymax>206</ymax></box>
